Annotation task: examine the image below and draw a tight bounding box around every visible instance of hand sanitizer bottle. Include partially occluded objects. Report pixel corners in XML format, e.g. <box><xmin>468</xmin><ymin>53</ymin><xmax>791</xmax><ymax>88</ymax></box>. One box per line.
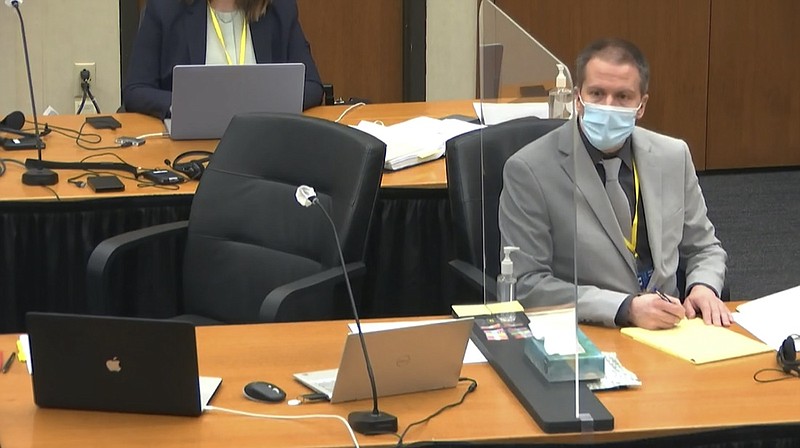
<box><xmin>548</xmin><ymin>63</ymin><xmax>573</xmax><ymax>119</ymax></box>
<box><xmin>496</xmin><ymin>246</ymin><xmax>520</xmax><ymax>323</ymax></box>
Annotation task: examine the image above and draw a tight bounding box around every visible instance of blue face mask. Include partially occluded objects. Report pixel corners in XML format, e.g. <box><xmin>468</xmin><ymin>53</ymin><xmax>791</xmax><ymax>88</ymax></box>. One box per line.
<box><xmin>579</xmin><ymin>97</ymin><xmax>641</xmax><ymax>152</ymax></box>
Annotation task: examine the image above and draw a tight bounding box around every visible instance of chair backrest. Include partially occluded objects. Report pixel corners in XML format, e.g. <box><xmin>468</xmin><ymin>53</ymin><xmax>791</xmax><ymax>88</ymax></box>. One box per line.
<box><xmin>446</xmin><ymin>117</ymin><xmax>565</xmax><ymax>280</ymax></box>
<box><xmin>182</xmin><ymin>113</ymin><xmax>386</xmax><ymax>323</ymax></box>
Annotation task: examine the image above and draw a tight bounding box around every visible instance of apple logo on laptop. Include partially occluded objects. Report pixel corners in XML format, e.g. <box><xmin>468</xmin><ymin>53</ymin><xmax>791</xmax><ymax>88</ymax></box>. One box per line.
<box><xmin>105</xmin><ymin>357</ymin><xmax>122</xmax><ymax>373</ymax></box>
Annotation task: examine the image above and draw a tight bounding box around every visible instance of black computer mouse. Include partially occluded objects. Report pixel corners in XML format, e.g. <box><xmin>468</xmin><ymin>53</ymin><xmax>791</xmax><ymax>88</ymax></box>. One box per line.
<box><xmin>243</xmin><ymin>381</ymin><xmax>287</xmax><ymax>403</ymax></box>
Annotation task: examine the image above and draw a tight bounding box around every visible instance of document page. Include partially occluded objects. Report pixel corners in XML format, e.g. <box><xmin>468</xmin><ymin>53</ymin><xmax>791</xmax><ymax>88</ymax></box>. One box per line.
<box><xmin>734</xmin><ymin>285</ymin><xmax>800</xmax><ymax>349</ymax></box>
<box><xmin>352</xmin><ymin>117</ymin><xmax>484</xmax><ymax>170</ymax></box>
<box><xmin>621</xmin><ymin>318</ymin><xmax>772</xmax><ymax>364</ymax></box>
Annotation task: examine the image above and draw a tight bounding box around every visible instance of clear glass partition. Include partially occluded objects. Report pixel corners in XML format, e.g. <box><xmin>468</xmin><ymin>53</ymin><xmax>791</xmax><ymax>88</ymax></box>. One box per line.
<box><xmin>477</xmin><ymin>0</ymin><xmax>607</xmax><ymax>434</ymax></box>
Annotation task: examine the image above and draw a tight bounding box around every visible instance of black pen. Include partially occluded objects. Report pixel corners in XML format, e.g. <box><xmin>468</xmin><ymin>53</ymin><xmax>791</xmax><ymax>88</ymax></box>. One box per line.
<box><xmin>654</xmin><ymin>289</ymin><xmax>673</xmax><ymax>304</ymax></box>
<box><xmin>2</xmin><ymin>352</ymin><xmax>16</xmax><ymax>374</ymax></box>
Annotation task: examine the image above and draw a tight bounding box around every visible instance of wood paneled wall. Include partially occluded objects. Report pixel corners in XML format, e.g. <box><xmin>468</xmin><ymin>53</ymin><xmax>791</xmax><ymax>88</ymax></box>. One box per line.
<box><xmin>296</xmin><ymin>0</ymin><xmax>403</xmax><ymax>104</ymax></box>
<box><xmin>132</xmin><ymin>0</ymin><xmax>404</xmax><ymax>104</ymax></box>
<box><xmin>495</xmin><ymin>0</ymin><xmax>800</xmax><ymax>170</ymax></box>
<box><xmin>496</xmin><ymin>0</ymin><xmax>711</xmax><ymax>168</ymax></box>
<box><xmin>706</xmin><ymin>0</ymin><xmax>800</xmax><ymax>169</ymax></box>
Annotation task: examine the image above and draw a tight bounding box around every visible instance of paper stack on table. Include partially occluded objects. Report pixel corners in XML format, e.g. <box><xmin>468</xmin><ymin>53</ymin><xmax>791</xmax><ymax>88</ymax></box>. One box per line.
<box><xmin>734</xmin><ymin>285</ymin><xmax>800</xmax><ymax>349</ymax></box>
<box><xmin>352</xmin><ymin>116</ymin><xmax>484</xmax><ymax>170</ymax></box>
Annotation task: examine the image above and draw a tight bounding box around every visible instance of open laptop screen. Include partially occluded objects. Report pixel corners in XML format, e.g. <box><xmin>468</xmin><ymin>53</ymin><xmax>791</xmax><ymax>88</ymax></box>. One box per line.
<box><xmin>294</xmin><ymin>318</ymin><xmax>473</xmax><ymax>403</ymax></box>
<box><xmin>167</xmin><ymin>63</ymin><xmax>305</xmax><ymax>140</ymax></box>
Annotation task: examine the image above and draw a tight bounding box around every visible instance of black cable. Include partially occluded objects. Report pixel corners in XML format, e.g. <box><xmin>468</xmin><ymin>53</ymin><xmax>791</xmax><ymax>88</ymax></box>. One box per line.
<box><xmin>27</xmin><ymin>120</ymin><xmax>102</xmax><ymax>144</ymax></box>
<box><xmin>74</xmin><ymin>121</ymin><xmax>122</xmax><ymax>150</ymax></box>
<box><xmin>85</xmin><ymin>85</ymin><xmax>101</xmax><ymax>114</ymax></box>
<box><xmin>76</xmin><ymin>88</ymin><xmax>88</xmax><ymax>115</ymax></box>
<box><xmin>394</xmin><ymin>377</ymin><xmax>478</xmax><ymax>447</ymax></box>
<box><xmin>42</xmin><ymin>185</ymin><xmax>61</xmax><ymax>201</ymax></box>
<box><xmin>753</xmin><ymin>368</ymin><xmax>798</xmax><ymax>383</ymax></box>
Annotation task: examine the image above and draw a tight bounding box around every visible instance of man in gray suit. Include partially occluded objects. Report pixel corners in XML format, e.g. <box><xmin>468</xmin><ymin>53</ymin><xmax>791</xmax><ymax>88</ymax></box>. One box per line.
<box><xmin>499</xmin><ymin>38</ymin><xmax>731</xmax><ymax>330</ymax></box>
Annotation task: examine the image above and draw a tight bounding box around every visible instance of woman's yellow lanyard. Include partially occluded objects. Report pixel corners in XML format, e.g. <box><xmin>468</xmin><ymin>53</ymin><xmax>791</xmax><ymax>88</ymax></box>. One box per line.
<box><xmin>208</xmin><ymin>3</ymin><xmax>248</xmax><ymax>65</ymax></box>
<box><xmin>625</xmin><ymin>162</ymin><xmax>640</xmax><ymax>258</ymax></box>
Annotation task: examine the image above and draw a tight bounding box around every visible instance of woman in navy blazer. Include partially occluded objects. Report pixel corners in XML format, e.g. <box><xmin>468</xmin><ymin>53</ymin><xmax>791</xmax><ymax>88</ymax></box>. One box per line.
<box><xmin>123</xmin><ymin>0</ymin><xmax>324</xmax><ymax>119</ymax></box>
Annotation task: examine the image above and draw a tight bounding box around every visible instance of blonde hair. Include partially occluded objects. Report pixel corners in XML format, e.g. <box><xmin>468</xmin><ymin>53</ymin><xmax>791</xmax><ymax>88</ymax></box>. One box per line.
<box><xmin>185</xmin><ymin>0</ymin><xmax>271</xmax><ymax>22</ymax></box>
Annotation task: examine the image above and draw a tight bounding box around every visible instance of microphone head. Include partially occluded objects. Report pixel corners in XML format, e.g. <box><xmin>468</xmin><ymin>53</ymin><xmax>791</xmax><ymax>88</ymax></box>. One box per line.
<box><xmin>295</xmin><ymin>185</ymin><xmax>317</xmax><ymax>207</ymax></box>
<box><xmin>5</xmin><ymin>0</ymin><xmax>22</xmax><ymax>7</ymax></box>
<box><xmin>1</xmin><ymin>111</ymin><xmax>25</xmax><ymax>130</ymax></box>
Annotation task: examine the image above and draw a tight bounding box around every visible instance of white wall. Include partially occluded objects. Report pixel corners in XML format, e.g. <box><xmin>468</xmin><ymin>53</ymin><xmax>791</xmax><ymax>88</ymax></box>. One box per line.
<box><xmin>0</xmin><ymin>0</ymin><xmax>120</xmax><ymax>117</ymax></box>
<box><xmin>426</xmin><ymin>0</ymin><xmax>477</xmax><ymax>101</ymax></box>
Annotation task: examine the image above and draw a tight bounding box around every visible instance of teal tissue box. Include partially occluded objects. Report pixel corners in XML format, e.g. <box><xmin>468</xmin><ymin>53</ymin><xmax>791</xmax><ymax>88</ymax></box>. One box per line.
<box><xmin>523</xmin><ymin>328</ymin><xmax>605</xmax><ymax>382</ymax></box>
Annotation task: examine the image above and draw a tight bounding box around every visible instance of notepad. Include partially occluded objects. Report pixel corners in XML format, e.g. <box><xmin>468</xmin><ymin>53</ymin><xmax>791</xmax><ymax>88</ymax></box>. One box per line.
<box><xmin>451</xmin><ymin>301</ymin><xmax>524</xmax><ymax>318</ymax></box>
<box><xmin>621</xmin><ymin>318</ymin><xmax>772</xmax><ymax>364</ymax></box>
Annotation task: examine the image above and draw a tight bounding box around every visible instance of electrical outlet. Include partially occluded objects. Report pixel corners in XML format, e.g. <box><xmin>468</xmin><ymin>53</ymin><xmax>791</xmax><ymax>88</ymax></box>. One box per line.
<box><xmin>75</xmin><ymin>98</ymin><xmax>97</xmax><ymax>115</ymax></box>
<box><xmin>73</xmin><ymin>62</ymin><xmax>96</xmax><ymax>97</ymax></box>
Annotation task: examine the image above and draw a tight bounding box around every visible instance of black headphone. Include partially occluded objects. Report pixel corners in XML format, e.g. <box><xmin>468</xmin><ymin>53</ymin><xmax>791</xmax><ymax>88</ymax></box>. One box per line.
<box><xmin>165</xmin><ymin>150</ymin><xmax>213</xmax><ymax>180</ymax></box>
<box><xmin>777</xmin><ymin>334</ymin><xmax>800</xmax><ymax>375</ymax></box>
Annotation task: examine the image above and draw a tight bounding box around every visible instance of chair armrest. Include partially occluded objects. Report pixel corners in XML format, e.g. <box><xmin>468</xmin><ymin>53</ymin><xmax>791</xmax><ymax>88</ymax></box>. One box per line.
<box><xmin>86</xmin><ymin>221</ymin><xmax>189</xmax><ymax>314</ymax></box>
<box><xmin>449</xmin><ymin>259</ymin><xmax>498</xmax><ymax>302</ymax></box>
<box><xmin>259</xmin><ymin>261</ymin><xmax>366</xmax><ymax>322</ymax></box>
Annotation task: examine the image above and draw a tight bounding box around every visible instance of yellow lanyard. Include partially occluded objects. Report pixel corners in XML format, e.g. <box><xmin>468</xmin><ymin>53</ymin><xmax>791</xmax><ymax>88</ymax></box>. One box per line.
<box><xmin>624</xmin><ymin>162</ymin><xmax>640</xmax><ymax>258</ymax></box>
<box><xmin>208</xmin><ymin>3</ymin><xmax>247</xmax><ymax>65</ymax></box>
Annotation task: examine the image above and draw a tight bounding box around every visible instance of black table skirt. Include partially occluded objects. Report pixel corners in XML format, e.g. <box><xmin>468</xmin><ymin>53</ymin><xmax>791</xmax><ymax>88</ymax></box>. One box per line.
<box><xmin>1</xmin><ymin>189</ymin><xmax>477</xmax><ymax>333</ymax></box>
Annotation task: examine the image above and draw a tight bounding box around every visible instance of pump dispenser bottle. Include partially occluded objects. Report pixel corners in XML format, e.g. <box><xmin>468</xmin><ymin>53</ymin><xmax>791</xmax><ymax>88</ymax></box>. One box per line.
<box><xmin>496</xmin><ymin>246</ymin><xmax>520</xmax><ymax>323</ymax></box>
<box><xmin>548</xmin><ymin>63</ymin><xmax>573</xmax><ymax>119</ymax></box>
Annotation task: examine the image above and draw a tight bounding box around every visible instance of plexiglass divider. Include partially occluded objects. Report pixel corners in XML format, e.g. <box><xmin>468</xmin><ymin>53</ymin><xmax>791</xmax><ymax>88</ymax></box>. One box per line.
<box><xmin>475</xmin><ymin>0</ymin><xmax>613</xmax><ymax>434</ymax></box>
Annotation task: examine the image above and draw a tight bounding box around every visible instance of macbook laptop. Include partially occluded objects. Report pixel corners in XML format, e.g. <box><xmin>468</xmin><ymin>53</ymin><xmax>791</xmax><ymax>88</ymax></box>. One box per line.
<box><xmin>166</xmin><ymin>63</ymin><xmax>305</xmax><ymax>140</ymax></box>
<box><xmin>294</xmin><ymin>318</ymin><xmax>473</xmax><ymax>403</ymax></box>
<box><xmin>26</xmin><ymin>312</ymin><xmax>222</xmax><ymax>417</ymax></box>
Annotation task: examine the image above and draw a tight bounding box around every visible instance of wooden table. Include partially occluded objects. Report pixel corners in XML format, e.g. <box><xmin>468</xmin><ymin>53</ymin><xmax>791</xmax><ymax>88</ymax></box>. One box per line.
<box><xmin>1</xmin><ymin>101</ymin><xmax>477</xmax><ymax>201</ymax></box>
<box><xmin>0</xmin><ymin>307</ymin><xmax>797</xmax><ymax>447</ymax></box>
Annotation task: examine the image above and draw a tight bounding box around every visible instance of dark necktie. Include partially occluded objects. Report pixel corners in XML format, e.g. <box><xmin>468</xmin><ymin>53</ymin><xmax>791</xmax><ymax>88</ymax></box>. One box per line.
<box><xmin>602</xmin><ymin>157</ymin><xmax>631</xmax><ymax>239</ymax></box>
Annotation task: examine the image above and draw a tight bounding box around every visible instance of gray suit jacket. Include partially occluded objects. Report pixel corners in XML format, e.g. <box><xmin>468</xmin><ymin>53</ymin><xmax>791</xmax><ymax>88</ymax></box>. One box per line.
<box><xmin>499</xmin><ymin>119</ymin><xmax>726</xmax><ymax>326</ymax></box>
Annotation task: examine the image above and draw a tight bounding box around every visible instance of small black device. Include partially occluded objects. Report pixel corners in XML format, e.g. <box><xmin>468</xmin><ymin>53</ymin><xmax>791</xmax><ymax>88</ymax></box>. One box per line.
<box><xmin>243</xmin><ymin>381</ymin><xmax>286</xmax><ymax>403</ymax></box>
<box><xmin>2</xmin><ymin>136</ymin><xmax>45</xmax><ymax>150</ymax></box>
<box><xmin>778</xmin><ymin>334</ymin><xmax>800</xmax><ymax>375</ymax></box>
<box><xmin>141</xmin><ymin>169</ymin><xmax>184</xmax><ymax>185</ymax></box>
<box><xmin>85</xmin><ymin>115</ymin><xmax>121</xmax><ymax>130</ymax></box>
<box><xmin>87</xmin><ymin>175</ymin><xmax>125</xmax><ymax>193</ymax></box>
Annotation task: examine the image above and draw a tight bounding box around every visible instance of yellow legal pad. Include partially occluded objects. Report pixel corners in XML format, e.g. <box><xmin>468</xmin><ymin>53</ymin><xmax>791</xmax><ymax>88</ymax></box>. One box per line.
<box><xmin>451</xmin><ymin>301</ymin><xmax>524</xmax><ymax>318</ymax></box>
<box><xmin>621</xmin><ymin>318</ymin><xmax>772</xmax><ymax>364</ymax></box>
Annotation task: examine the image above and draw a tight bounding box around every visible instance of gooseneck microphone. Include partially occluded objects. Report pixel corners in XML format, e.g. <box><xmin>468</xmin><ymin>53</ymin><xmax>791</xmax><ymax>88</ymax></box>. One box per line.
<box><xmin>7</xmin><ymin>0</ymin><xmax>58</xmax><ymax>185</ymax></box>
<box><xmin>295</xmin><ymin>185</ymin><xmax>398</xmax><ymax>435</ymax></box>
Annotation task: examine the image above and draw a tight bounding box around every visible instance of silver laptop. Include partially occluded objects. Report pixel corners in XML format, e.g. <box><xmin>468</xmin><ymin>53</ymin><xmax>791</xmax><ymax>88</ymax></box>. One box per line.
<box><xmin>26</xmin><ymin>312</ymin><xmax>222</xmax><ymax>417</ymax></box>
<box><xmin>294</xmin><ymin>319</ymin><xmax>473</xmax><ymax>403</ymax></box>
<box><xmin>166</xmin><ymin>63</ymin><xmax>305</xmax><ymax>140</ymax></box>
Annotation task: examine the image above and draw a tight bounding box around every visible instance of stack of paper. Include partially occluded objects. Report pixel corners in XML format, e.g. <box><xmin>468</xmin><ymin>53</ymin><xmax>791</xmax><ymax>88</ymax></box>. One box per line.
<box><xmin>621</xmin><ymin>318</ymin><xmax>772</xmax><ymax>364</ymax></box>
<box><xmin>734</xmin><ymin>285</ymin><xmax>800</xmax><ymax>349</ymax></box>
<box><xmin>451</xmin><ymin>301</ymin><xmax>524</xmax><ymax>318</ymax></box>
<box><xmin>351</xmin><ymin>116</ymin><xmax>484</xmax><ymax>170</ymax></box>
<box><xmin>472</xmin><ymin>101</ymin><xmax>550</xmax><ymax>125</ymax></box>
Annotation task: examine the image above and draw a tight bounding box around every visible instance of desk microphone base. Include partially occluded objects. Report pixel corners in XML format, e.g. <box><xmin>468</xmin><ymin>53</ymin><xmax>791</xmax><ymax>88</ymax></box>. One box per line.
<box><xmin>348</xmin><ymin>410</ymin><xmax>398</xmax><ymax>435</ymax></box>
<box><xmin>22</xmin><ymin>167</ymin><xmax>58</xmax><ymax>186</ymax></box>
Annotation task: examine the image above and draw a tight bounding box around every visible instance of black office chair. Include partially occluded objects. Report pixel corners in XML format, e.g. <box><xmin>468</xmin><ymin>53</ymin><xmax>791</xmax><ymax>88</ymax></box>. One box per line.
<box><xmin>86</xmin><ymin>113</ymin><xmax>386</xmax><ymax>324</ymax></box>
<box><xmin>445</xmin><ymin>117</ymin><xmax>566</xmax><ymax>302</ymax></box>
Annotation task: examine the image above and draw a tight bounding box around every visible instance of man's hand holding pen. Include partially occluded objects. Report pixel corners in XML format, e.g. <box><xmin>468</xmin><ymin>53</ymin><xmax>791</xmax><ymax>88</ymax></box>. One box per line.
<box><xmin>629</xmin><ymin>290</ymin><xmax>686</xmax><ymax>330</ymax></box>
